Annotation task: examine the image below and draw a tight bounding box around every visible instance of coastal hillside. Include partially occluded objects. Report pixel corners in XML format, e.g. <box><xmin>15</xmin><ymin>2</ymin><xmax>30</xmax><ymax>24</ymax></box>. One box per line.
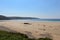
<box><xmin>0</xmin><ymin>15</ymin><xmax>10</xmax><ymax>20</ymax></box>
<box><xmin>0</xmin><ymin>15</ymin><xmax>39</xmax><ymax>20</ymax></box>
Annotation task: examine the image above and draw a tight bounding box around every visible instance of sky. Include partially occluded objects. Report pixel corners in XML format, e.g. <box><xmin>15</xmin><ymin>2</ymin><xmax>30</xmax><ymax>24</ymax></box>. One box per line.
<box><xmin>0</xmin><ymin>0</ymin><xmax>60</xmax><ymax>19</ymax></box>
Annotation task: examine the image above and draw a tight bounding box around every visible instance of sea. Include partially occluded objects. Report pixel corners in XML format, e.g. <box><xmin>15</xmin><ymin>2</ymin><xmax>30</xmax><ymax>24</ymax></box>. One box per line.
<box><xmin>0</xmin><ymin>19</ymin><xmax>60</xmax><ymax>22</ymax></box>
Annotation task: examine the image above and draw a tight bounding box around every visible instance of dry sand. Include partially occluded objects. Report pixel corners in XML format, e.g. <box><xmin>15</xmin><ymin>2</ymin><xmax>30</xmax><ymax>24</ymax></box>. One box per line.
<box><xmin>0</xmin><ymin>21</ymin><xmax>60</xmax><ymax>40</ymax></box>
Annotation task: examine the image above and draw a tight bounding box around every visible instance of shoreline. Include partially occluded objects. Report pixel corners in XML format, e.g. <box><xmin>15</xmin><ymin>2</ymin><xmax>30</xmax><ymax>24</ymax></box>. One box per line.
<box><xmin>0</xmin><ymin>20</ymin><xmax>60</xmax><ymax>23</ymax></box>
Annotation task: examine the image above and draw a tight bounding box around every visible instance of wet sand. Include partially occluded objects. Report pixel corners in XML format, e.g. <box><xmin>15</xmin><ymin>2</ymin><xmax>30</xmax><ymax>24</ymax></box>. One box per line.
<box><xmin>0</xmin><ymin>21</ymin><xmax>60</xmax><ymax>40</ymax></box>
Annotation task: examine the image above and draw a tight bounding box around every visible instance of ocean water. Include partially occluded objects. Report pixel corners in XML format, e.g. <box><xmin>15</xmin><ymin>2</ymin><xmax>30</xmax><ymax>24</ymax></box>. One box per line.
<box><xmin>1</xmin><ymin>19</ymin><xmax>60</xmax><ymax>22</ymax></box>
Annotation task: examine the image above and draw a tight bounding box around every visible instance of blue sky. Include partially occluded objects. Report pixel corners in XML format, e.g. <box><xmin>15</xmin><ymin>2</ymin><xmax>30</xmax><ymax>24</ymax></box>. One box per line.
<box><xmin>0</xmin><ymin>0</ymin><xmax>60</xmax><ymax>19</ymax></box>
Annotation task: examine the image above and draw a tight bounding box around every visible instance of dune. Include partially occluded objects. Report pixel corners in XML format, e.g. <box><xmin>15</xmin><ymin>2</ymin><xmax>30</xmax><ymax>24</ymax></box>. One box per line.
<box><xmin>0</xmin><ymin>21</ymin><xmax>60</xmax><ymax>40</ymax></box>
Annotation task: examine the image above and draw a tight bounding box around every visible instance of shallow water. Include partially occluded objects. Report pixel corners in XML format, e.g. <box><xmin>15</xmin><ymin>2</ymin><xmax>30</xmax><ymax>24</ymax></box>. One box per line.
<box><xmin>0</xmin><ymin>19</ymin><xmax>60</xmax><ymax>22</ymax></box>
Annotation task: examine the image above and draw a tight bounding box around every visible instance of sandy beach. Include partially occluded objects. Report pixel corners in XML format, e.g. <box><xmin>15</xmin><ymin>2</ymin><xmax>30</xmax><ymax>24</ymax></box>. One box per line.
<box><xmin>0</xmin><ymin>21</ymin><xmax>60</xmax><ymax>40</ymax></box>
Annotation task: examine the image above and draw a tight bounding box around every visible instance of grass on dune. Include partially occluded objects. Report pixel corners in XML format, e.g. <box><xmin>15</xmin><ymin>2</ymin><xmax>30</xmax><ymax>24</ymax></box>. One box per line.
<box><xmin>0</xmin><ymin>30</ymin><xmax>52</xmax><ymax>40</ymax></box>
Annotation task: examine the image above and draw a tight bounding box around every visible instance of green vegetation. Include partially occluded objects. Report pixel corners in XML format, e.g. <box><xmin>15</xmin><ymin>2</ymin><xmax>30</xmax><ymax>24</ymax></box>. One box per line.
<box><xmin>0</xmin><ymin>30</ymin><xmax>52</xmax><ymax>40</ymax></box>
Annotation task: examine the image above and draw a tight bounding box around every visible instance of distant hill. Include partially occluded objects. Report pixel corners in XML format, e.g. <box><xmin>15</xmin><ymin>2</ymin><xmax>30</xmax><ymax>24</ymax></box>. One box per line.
<box><xmin>0</xmin><ymin>15</ymin><xmax>39</xmax><ymax>20</ymax></box>
<box><xmin>8</xmin><ymin>17</ymin><xmax>39</xmax><ymax>19</ymax></box>
<box><xmin>0</xmin><ymin>15</ymin><xmax>10</xmax><ymax>20</ymax></box>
